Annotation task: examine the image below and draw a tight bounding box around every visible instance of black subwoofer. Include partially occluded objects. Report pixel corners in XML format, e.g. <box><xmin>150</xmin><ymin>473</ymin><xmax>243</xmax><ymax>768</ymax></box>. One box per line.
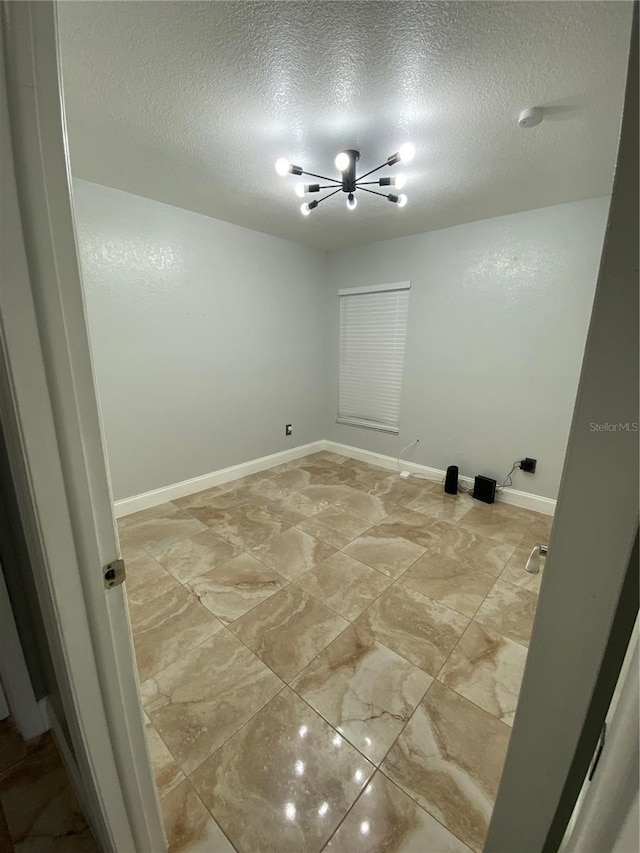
<box><xmin>444</xmin><ymin>465</ymin><xmax>459</xmax><ymax>495</ymax></box>
<box><xmin>473</xmin><ymin>475</ymin><xmax>497</xmax><ymax>504</ymax></box>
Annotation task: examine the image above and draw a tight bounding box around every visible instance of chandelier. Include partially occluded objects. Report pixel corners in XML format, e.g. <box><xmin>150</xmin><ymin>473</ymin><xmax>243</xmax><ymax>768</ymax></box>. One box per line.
<box><xmin>275</xmin><ymin>144</ymin><xmax>415</xmax><ymax>215</ymax></box>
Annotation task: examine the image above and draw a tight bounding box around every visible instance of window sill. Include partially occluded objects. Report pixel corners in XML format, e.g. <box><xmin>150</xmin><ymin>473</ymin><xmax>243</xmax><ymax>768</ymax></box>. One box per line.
<box><xmin>335</xmin><ymin>417</ymin><xmax>399</xmax><ymax>435</ymax></box>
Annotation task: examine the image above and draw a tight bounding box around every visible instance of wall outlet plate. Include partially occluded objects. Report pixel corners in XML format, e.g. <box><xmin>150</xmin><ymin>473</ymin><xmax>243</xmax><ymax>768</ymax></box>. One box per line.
<box><xmin>285</xmin><ymin>424</ymin><xmax>293</xmax><ymax>436</ymax></box>
<box><xmin>521</xmin><ymin>457</ymin><xmax>537</xmax><ymax>473</ymax></box>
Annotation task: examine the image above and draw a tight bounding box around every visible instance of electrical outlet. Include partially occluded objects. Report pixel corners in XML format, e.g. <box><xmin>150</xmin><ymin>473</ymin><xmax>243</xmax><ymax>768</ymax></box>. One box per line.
<box><xmin>521</xmin><ymin>457</ymin><xmax>537</xmax><ymax>473</ymax></box>
<box><xmin>285</xmin><ymin>424</ymin><xmax>293</xmax><ymax>436</ymax></box>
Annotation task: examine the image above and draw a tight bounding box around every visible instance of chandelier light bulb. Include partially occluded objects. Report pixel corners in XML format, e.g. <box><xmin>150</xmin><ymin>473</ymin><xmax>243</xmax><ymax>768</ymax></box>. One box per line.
<box><xmin>346</xmin><ymin>193</ymin><xmax>357</xmax><ymax>210</ymax></box>
<box><xmin>397</xmin><ymin>193</ymin><xmax>408</xmax><ymax>207</ymax></box>
<box><xmin>301</xmin><ymin>203</ymin><xmax>311</xmax><ymax>216</ymax></box>
<box><xmin>295</xmin><ymin>182</ymin><xmax>305</xmax><ymax>198</ymax></box>
<box><xmin>335</xmin><ymin>151</ymin><xmax>350</xmax><ymax>172</ymax></box>
<box><xmin>399</xmin><ymin>143</ymin><xmax>415</xmax><ymax>164</ymax></box>
<box><xmin>276</xmin><ymin>157</ymin><xmax>291</xmax><ymax>176</ymax></box>
<box><xmin>395</xmin><ymin>174</ymin><xmax>407</xmax><ymax>189</ymax></box>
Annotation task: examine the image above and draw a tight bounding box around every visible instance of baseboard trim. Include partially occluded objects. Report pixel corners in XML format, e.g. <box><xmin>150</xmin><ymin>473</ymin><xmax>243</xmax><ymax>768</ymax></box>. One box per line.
<box><xmin>115</xmin><ymin>438</ymin><xmax>555</xmax><ymax>519</ymax></box>
<box><xmin>324</xmin><ymin>440</ymin><xmax>556</xmax><ymax>515</ymax></box>
<box><xmin>114</xmin><ymin>441</ymin><xmax>325</xmax><ymax>518</ymax></box>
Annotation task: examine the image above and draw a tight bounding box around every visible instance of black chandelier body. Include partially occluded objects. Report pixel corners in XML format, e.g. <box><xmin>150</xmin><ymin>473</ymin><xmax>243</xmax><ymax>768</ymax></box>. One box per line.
<box><xmin>275</xmin><ymin>145</ymin><xmax>414</xmax><ymax>215</ymax></box>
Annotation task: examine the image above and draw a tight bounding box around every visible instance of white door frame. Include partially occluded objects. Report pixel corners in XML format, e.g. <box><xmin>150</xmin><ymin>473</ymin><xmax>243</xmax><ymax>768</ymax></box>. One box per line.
<box><xmin>0</xmin><ymin>2</ymin><xmax>165</xmax><ymax>850</ymax></box>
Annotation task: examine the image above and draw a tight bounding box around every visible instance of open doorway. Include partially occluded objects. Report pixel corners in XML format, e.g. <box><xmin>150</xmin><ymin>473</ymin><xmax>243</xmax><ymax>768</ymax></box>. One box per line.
<box><xmin>15</xmin><ymin>1</ymin><xmax>634</xmax><ymax>851</ymax></box>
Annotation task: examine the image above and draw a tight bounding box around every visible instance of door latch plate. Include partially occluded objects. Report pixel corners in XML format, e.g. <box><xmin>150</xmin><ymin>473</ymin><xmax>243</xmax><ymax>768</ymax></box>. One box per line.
<box><xmin>104</xmin><ymin>558</ymin><xmax>126</xmax><ymax>589</ymax></box>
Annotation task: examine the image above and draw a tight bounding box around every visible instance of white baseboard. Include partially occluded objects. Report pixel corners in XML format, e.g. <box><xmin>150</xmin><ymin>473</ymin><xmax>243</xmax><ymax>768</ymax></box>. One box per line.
<box><xmin>114</xmin><ymin>441</ymin><xmax>325</xmax><ymax>518</ymax></box>
<box><xmin>115</xmin><ymin>438</ymin><xmax>555</xmax><ymax>519</ymax></box>
<box><xmin>324</xmin><ymin>440</ymin><xmax>556</xmax><ymax>516</ymax></box>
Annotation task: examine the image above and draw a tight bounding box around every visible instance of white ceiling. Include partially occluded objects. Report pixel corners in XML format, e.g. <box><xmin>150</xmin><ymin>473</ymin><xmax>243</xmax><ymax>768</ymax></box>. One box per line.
<box><xmin>58</xmin><ymin>1</ymin><xmax>633</xmax><ymax>251</ymax></box>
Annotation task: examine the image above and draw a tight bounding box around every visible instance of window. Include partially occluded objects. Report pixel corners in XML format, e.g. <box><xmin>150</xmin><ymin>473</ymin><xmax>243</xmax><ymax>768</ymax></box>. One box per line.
<box><xmin>337</xmin><ymin>281</ymin><xmax>410</xmax><ymax>434</ymax></box>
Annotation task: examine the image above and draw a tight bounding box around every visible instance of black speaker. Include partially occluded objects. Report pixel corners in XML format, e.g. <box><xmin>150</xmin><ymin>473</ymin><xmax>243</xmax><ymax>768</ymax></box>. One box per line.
<box><xmin>444</xmin><ymin>465</ymin><xmax>459</xmax><ymax>495</ymax></box>
<box><xmin>473</xmin><ymin>475</ymin><xmax>497</xmax><ymax>504</ymax></box>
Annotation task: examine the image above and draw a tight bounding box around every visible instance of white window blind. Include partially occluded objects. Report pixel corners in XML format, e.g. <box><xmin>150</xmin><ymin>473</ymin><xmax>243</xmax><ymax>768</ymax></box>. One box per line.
<box><xmin>337</xmin><ymin>282</ymin><xmax>410</xmax><ymax>434</ymax></box>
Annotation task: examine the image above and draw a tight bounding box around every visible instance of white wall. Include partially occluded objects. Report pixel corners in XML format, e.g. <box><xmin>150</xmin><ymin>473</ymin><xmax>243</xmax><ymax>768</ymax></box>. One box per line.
<box><xmin>326</xmin><ymin>198</ymin><xmax>609</xmax><ymax>499</ymax></box>
<box><xmin>73</xmin><ymin>180</ymin><xmax>328</xmax><ymax>501</ymax></box>
<box><xmin>74</xmin><ymin>182</ymin><xmax>608</xmax><ymax>503</ymax></box>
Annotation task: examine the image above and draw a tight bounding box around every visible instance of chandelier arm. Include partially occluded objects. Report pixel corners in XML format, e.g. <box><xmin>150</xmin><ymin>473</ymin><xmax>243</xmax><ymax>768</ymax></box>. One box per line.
<box><xmin>316</xmin><ymin>188</ymin><xmax>343</xmax><ymax>204</ymax></box>
<box><xmin>355</xmin><ymin>161</ymin><xmax>389</xmax><ymax>181</ymax></box>
<box><xmin>355</xmin><ymin>181</ymin><xmax>383</xmax><ymax>186</ymax></box>
<box><xmin>357</xmin><ymin>186</ymin><xmax>390</xmax><ymax>199</ymax></box>
<box><xmin>301</xmin><ymin>170</ymin><xmax>342</xmax><ymax>184</ymax></box>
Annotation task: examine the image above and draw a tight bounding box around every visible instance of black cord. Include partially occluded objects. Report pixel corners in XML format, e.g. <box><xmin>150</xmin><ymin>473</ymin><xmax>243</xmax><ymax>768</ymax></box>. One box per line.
<box><xmin>499</xmin><ymin>461</ymin><xmax>522</xmax><ymax>491</ymax></box>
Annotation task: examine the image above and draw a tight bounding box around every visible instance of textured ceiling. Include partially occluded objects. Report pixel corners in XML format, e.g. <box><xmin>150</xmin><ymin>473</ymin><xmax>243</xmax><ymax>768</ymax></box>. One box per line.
<box><xmin>58</xmin><ymin>1</ymin><xmax>632</xmax><ymax>251</ymax></box>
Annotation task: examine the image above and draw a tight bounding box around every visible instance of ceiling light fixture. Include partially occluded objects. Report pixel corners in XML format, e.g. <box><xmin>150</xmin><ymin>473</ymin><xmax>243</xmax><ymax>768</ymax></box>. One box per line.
<box><xmin>275</xmin><ymin>146</ymin><xmax>413</xmax><ymax>216</ymax></box>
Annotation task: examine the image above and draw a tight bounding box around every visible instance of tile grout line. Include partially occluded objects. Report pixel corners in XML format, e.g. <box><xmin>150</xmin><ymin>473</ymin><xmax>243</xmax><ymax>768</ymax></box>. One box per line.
<box><xmin>373</xmin><ymin>678</ymin><xmax>479</xmax><ymax>852</ymax></box>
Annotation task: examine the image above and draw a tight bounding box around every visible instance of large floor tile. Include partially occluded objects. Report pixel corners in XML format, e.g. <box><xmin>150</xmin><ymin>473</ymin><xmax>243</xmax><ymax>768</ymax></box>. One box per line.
<box><xmin>295</xmin><ymin>553</ymin><xmax>393</xmax><ymax>621</ymax></box>
<box><xmin>230</xmin><ymin>585</ymin><xmax>349</xmax><ymax>681</ymax></box>
<box><xmin>149</xmin><ymin>528</ymin><xmax>243</xmax><ymax>585</ymax></box>
<box><xmin>292</xmin><ymin>626</ymin><xmax>431</xmax><ymax>764</ymax></box>
<box><xmin>190</xmin><ymin>687</ymin><xmax>374</xmax><ymax>853</ymax></box>
<box><xmin>366</xmin><ymin>475</ymin><xmax>432</xmax><ymax>507</ymax></box>
<box><xmin>145</xmin><ymin>722</ymin><xmax>185</xmax><ymax>799</ymax></box>
<box><xmin>342</xmin><ymin>531</ymin><xmax>426</xmax><ymax>579</ymax></box>
<box><xmin>296</xmin><ymin>462</ymin><xmax>348</xmax><ymax>486</ymax></box>
<box><xmin>173</xmin><ymin>486</ymin><xmax>246</xmax><ymax>514</ymax></box>
<box><xmin>520</xmin><ymin>512</ymin><xmax>554</xmax><ymax>549</ymax></box>
<box><xmin>297</xmin><ymin>484</ymin><xmax>354</xmax><ymax>510</ymax></box>
<box><xmin>121</xmin><ymin>510</ymin><xmax>209</xmax><ymax>553</ymax></box>
<box><xmin>251</xmin><ymin>527</ymin><xmax>336</xmax><ymax>581</ymax></box>
<box><xmin>400</xmin><ymin>549</ymin><xmax>497</xmax><ymax>618</ymax></box>
<box><xmin>354</xmin><ymin>585</ymin><xmax>468</xmax><ymax>676</ymax></box>
<box><xmin>142</xmin><ymin>631</ymin><xmax>283</xmax><ymax>775</ymax></box>
<box><xmin>124</xmin><ymin>550</ymin><xmax>177</xmax><ymax>599</ymax></box>
<box><xmin>456</xmin><ymin>503</ymin><xmax>533</xmax><ymax>547</ymax></box>
<box><xmin>372</xmin><ymin>508</ymin><xmax>439</xmax><ymax>548</ymax></box>
<box><xmin>131</xmin><ymin>584</ymin><xmax>224</xmax><ymax>681</ymax></box>
<box><xmin>117</xmin><ymin>501</ymin><xmax>180</xmax><ymax>529</ymax></box>
<box><xmin>474</xmin><ymin>578</ymin><xmax>538</xmax><ymax>646</ymax></box>
<box><xmin>331</xmin><ymin>490</ymin><xmax>394</xmax><ymax>524</ymax></box>
<box><xmin>405</xmin><ymin>491</ymin><xmax>474</xmax><ymax>523</ymax></box>
<box><xmin>297</xmin><ymin>507</ymin><xmax>372</xmax><ymax>549</ymax></box>
<box><xmin>161</xmin><ymin>778</ymin><xmax>234</xmax><ymax>852</ymax></box>
<box><xmin>382</xmin><ymin>681</ymin><xmax>510</xmax><ymax>852</ymax></box>
<box><xmin>187</xmin><ymin>553</ymin><xmax>286</xmax><ymax>624</ymax></box>
<box><xmin>236</xmin><ymin>477</ymin><xmax>320</xmax><ymax>524</ymax></box>
<box><xmin>426</xmin><ymin>521</ymin><xmax>516</xmax><ymax>576</ymax></box>
<box><xmin>325</xmin><ymin>771</ymin><xmax>472</xmax><ymax>852</ymax></box>
<box><xmin>0</xmin><ymin>735</ymin><xmax>97</xmax><ymax>851</ymax></box>
<box><xmin>207</xmin><ymin>503</ymin><xmax>290</xmax><ymax>549</ymax></box>
<box><xmin>339</xmin><ymin>461</ymin><xmax>391</xmax><ymax>490</ymax></box>
<box><xmin>438</xmin><ymin>621</ymin><xmax>528</xmax><ymax>725</ymax></box>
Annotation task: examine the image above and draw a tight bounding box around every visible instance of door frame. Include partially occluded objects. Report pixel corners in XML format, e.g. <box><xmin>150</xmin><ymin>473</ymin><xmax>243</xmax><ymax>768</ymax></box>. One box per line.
<box><xmin>0</xmin><ymin>2</ymin><xmax>165</xmax><ymax>850</ymax></box>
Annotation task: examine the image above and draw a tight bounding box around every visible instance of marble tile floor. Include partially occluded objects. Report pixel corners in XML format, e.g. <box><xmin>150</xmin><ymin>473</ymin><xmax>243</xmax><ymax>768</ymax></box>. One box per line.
<box><xmin>119</xmin><ymin>451</ymin><xmax>551</xmax><ymax>853</ymax></box>
<box><xmin>0</xmin><ymin>717</ymin><xmax>97</xmax><ymax>851</ymax></box>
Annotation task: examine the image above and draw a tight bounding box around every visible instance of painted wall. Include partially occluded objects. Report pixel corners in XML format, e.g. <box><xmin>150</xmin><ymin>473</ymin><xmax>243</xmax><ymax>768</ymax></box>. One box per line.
<box><xmin>73</xmin><ymin>180</ymin><xmax>328</xmax><ymax>501</ymax></box>
<box><xmin>75</xmin><ymin>180</ymin><xmax>608</xmax><ymax>503</ymax></box>
<box><xmin>326</xmin><ymin>198</ymin><xmax>609</xmax><ymax>499</ymax></box>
